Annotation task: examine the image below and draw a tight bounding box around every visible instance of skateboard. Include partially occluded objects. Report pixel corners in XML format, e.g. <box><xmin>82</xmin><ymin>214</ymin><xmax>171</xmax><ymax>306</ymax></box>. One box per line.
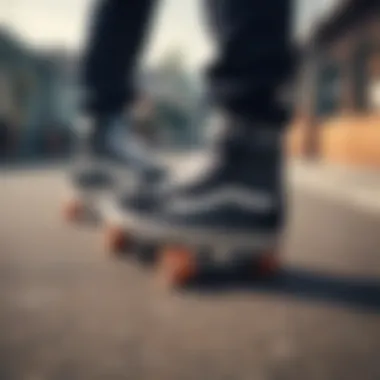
<box><xmin>100</xmin><ymin>197</ymin><xmax>281</xmax><ymax>288</ymax></box>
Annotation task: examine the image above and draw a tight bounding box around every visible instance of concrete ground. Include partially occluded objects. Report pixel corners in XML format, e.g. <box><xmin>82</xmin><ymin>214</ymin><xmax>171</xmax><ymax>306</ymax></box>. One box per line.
<box><xmin>0</xmin><ymin>164</ymin><xmax>380</xmax><ymax>380</ymax></box>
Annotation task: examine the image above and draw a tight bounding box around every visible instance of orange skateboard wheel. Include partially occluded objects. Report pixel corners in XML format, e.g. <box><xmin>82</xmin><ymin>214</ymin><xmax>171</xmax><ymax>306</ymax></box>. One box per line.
<box><xmin>257</xmin><ymin>250</ymin><xmax>281</xmax><ymax>277</ymax></box>
<box><xmin>104</xmin><ymin>224</ymin><xmax>130</xmax><ymax>255</ymax></box>
<box><xmin>157</xmin><ymin>245</ymin><xmax>197</xmax><ymax>288</ymax></box>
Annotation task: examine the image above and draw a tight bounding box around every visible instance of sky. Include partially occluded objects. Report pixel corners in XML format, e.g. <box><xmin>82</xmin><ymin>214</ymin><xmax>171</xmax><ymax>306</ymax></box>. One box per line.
<box><xmin>0</xmin><ymin>0</ymin><xmax>338</xmax><ymax>68</ymax></box>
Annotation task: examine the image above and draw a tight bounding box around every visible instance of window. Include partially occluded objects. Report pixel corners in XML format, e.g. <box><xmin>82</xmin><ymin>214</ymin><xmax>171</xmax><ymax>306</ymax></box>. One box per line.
<box><xmin>368</xmin><ymin>50</ymin><xmax>380</xmax><ymax>110</ymax></box>
<box><xmin>315</xmin><ymin>60</ymin><xmax>342</xmax><ymax>117</ymax></box>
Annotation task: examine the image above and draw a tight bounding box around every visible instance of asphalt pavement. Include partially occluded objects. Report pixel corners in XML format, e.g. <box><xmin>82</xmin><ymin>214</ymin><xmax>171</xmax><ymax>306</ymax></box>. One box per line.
<box><xmin>0</xmin><ymin>165</ymin><xmax>380</xmax><ymax>380</ymax></box>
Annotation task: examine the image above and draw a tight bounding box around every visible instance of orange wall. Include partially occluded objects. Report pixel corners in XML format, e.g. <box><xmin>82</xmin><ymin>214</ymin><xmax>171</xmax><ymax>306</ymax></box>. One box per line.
<box><xmin>287</xmin><ymin>114</ymin><xmax>380</xmax><ymax>169</ymax></box>
<box><xmin>319</xmin><ymin>114</ymin><xmax>380</xmax><ymax>168</ymax></box>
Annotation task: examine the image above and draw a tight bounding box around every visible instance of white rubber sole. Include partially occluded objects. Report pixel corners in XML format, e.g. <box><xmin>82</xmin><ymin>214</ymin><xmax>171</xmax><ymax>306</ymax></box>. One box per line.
<box><xmin>101</xmin><ymin>198</ymin><xmax>280</xmax><ymax>254</ymax></box>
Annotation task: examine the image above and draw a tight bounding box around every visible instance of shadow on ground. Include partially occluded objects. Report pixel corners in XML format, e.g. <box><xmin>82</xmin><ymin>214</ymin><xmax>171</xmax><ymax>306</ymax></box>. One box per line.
<box><xmin>186</xmin><ymin>267</ymin><xmax>380</xmax><ymax>312</ymax></box>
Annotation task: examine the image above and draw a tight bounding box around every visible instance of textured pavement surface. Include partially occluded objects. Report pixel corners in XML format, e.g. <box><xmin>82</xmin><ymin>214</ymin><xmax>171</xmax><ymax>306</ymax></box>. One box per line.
<box><xmin>1</xmin><ymin>165</ymin><xmax>380</xmax><ymax>380</ymax></box>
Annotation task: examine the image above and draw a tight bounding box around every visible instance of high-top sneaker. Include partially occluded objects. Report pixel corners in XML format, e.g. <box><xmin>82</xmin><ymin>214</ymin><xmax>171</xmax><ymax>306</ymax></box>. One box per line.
<box><xmin>63</xmin><ymin>113</ymin><xmax>164</xmax><ymax>222</ymax></box>
<box><xmin>104</xmin><ymin>115</ymin><xmax>285</xmax><ymax>284</ymax></box>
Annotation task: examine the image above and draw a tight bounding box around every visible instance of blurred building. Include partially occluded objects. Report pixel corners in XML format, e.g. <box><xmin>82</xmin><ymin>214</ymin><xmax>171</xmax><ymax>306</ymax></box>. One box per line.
<box><xmin>0</xmin><ymin>28</ymin><xmax>76</xmax><ymax>159</ymax></box>
<box><xmin>140</xmin><ymin>50</ymin><xmax>204</xmax><ymax>148</ymax></box>
<box><xmin>289</xmin><ymin>0</ymin><xmax>380</xmax><ymax>168</ymax></box>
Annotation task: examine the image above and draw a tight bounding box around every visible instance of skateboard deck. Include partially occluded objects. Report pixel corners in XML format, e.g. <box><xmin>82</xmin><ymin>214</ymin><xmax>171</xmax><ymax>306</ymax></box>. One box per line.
<box><xmin>100</xmin><ymin>196</ymin><xmax>282</xmax><ymax>288</ymax></box>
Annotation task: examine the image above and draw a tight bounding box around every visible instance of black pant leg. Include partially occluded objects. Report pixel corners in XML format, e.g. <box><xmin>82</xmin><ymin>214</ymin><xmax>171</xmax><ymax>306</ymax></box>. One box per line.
<box><xmin>81</xmin><ymin>0</ymin><xmax>157</xmax><ymax>116</ymax></box>
<box><xmin>204</xmin><ymin>0</ymin><xmax>293</xmax><ymax>127</ymax></box>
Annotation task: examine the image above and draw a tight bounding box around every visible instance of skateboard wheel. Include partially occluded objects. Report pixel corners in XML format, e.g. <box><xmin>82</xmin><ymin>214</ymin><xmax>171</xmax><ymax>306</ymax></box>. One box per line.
<box><xmin>62</xmin><ymin>198</ymin><xmax>83</xmax><ymax>222</ymax></box>
<box><xmin>257</xmin><ymin>250</ymin><xmax>280</xmax><ymax>278</ymax></box>
<box><xmin>104</xmin><ymin>225</ymin><xmax>130</xmax><ymax>255</ymax></box>
<box><xmin>157</xmin><ymin>245</ymin><xmax>197</xmax><ymax>288</ymax></box>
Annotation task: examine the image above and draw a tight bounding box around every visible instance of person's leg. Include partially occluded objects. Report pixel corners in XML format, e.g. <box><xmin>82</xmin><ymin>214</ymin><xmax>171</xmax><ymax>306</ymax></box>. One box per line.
<box><xmin>106</xmin><ymin>0</ymin><xmax>294</xmax><ymax>280</ymax></box>
<box><xmin>81</xmin><ymin>0</ymin><xmax>157</xmax><ymax>116</ymax></box>
<box><xmin>65</xmin><ymin>0</ymin><xmax>163</xmax><ymax>219</ymax></box>
<box><xmin>77</xmin><ymin>0</ymin><xmax>165</xmax><ymax>170</ymax></box>
<box><xmin>203</xmin><ymin>0</ymin><xmax>292</xmax><ymax>127</ymax></box>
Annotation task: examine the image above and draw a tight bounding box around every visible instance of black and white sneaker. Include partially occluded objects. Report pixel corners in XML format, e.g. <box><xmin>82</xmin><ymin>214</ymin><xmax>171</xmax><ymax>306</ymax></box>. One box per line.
<box><xmin>63</xmin><ymin>113</ymin><xmax>164</xmax><ymax>221</ymax></box>
<box><xmin>104</xmin><ymin>117</ymin><xmax>285</xmax><ymax>284</ymax></box>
